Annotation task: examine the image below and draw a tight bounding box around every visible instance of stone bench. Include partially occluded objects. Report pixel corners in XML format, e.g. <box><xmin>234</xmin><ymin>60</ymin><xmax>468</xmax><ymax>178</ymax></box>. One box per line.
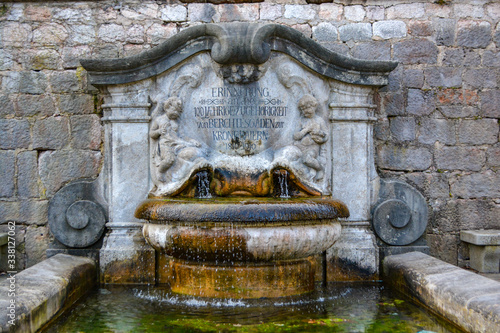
<box><xmin>460</xmin><ymin>230</ymin><xmax>500</xmax><ymax>273</ymax></box>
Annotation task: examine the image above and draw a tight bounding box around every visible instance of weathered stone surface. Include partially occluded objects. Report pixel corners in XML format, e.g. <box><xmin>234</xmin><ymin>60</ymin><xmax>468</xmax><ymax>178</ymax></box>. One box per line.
<box><xmin>464</xmin><ymin>69</ymin><xmax>497</xmax><ymax>89</ymax></box>
<box><xmin>408</xmin><ymin>20</ymin><xmax>432</xmax><ymax>37</ymax></box>
<box><xmin>390</xmin><ymin>117</ymin><xmax>415</xmax><ymax>142</ymax></box>
<box><xmin>17</xmin><ymin>151</ymin><xmax>40</xmax><ymax>198</ymax></box>
<box><xmin>483</xmin><ymin>50</ymin><xmax>500</xmax><ymax>67</ymax></box>
<box><xmin>188</xmin><ymin>4</ymin><xmax>217</xmax><ymax>23</ymax></box>
<box><xmin>458</xmin><ymin>119</ymin><xmax>499</xmax><ymax>145</ymax></box>
<box><xmin>67</xmin><ymin>24</ymin><xmax>96</xmax><ymax>45</ymax></box>
<box><xmin>377</xmin><ymin>145</ymin><xmax>432</xmax><ymax>171</ymax></box>
<box><xmin>0</xmin><ymin>254</ymin><xmax>96</xmax><ymax>333</ymax></box>
<box><xmin>387</xmin><ymin>3</ymin><xmax>425</xmax><ymax>19</ymax></box>
<box><xmin>424</xmin><ymin>67</ymin><xmax>462</xmax><ymax>88</ymax></box>
<box><xmin>50</xmin><ymin>71</ymin><xmax>81</xmax><ymax>93</ymax></box>
<box><xmin>318</xmin><ymin>3</ymin><xmax>342</xmax><ymax>21</ymax></box>
<box><xmin>436</xmin><ymin>146</ymin><xmax>485</xmax><ymax>171</ymax></box>
<box><xmin>366</xmin><ymin>6</ymin><xmax>384</xmax><ymax>21</ymax></box>
<box><xmin>373</xmin><ymin>20</ymin><xmax>406</xmax><ymax>40</ymax></box>
<box><xmin>439</xmin><ymin>105</ymin><xmax>478</xmax><ymax>119</ymax></box>
<box><xmin>70</xmin><ymin>115</ymin><xmax>102</xmax><ymax>150</ymax></box>
<box><xmin>1</xmin><ymin>22</ymin><xmax>32</xmax><ymax>47</ymax></box>
<box><xmin>407</xmin><ymin>89</ymin><xmax>435</xmax><ymax>116</ymax></box>
<box><xmin>0</xmin><ymin>151</ymin><xmax>15</xmax><ymax>198</ymax></box>
<box><xmin>220</xmin><ymin>4</ymin><xmax>259</xmax><ymax>22</ymax></box>
<box><xmin>418</xmin><ymin>118</ymin><xmax>456</xmax><ymax>145</ymax></box>
<box><xmin>433</xmin><ymin>18</ymin><xmax>455</xmax><ymax>46</ymax></box>
<box><xmin>312</xmin><ymin>22</ymin><xmax>338</xmax><ymax>42</ymax></box>
<box><xmin>455</xmin><ymin>4</ymin><xmax>485</xmax><ymax>18</ymax></box>
<box><xmin>456</xmin><ymin>199</ymin><xmax>500</xmax><ymax>230</ymax></box>
<box><xmin>384</xmin><ymin>252</ymin><xmax>500</xmax><ymax>333</ymax></box>
<box><xmin>24</xmin><ymin>49</ymin><xmax>60</xmax><ymax>71</ymax></box>
<box><xmin>2</xmin><ymin>71</ymin><xmax>48</xmax><ymax>94</ymax></box>
<box><xmin>427</xmin><ymin>234</ymin><xmax>459</xmax><ymax>265</ymax></box>
<box><xmin>352</xmin><ymin>41</ymin><xmax>391</xmax><ymax>61</ymax></box>
<box><xmin>487</xmin><ymin>146</ymin><xmax>500</xmax><ymax>170</ymax></box>
<box><xmin>98</xmin><ymin>23</ymin><xmax>126</xmax><ymax>43</ymax></box>
<box><xmin>146</xmin><ymin>23</ymin><xmax>178</xmax><ymax>45</ymax></box>
<box><xmin>339</xmin><ymin>23</ymin><xmax>372</xmax><ymax>42</ymax></box>
<box><xmin>480</xmin><ymin>90</ymin><xmax>500</xmax><ymax>118</ymax></box>
<box><xmin>452</xmin><ymin>171</ymin><xmax>500</xmax><ymax>198</ymax></box>
<box><xmin>0</xmin><ymin>119</ymin><xmax>31</xmax><ymax>149</ymax></box>
<box><xmin>394</xmin><ymin>39</ymin><xmax>438</xmax><ymax>64</ymax></box>
<box><xmin>39</xmin><ymin>150</ymin><xmax>102</xmax><ymax>195</ymax></box>
<box><xmin>404</xmin><ymin>172</ymin><xmax>450</xmax><ymax>199</ymax></box>
<box><xmin>437</xmin><ymin>88</ymin><xmax>478</xmax><ymax>106</ymax></box>
<box><xmin>403</xmin><ymin>69</ymin><xmax>424</xmax><ymax>88</ymax></box>
<box><xmin>33</xmin><ymin>116</ymin><xmax>70</xmax><ymax>150</ymax></box>
<box><xmin>260</xmin><ymin>3</ymin><xmax>282</xmax><ymax>21</ymax></box>
<box><xmin>0</xmin><ymin>95</ymin><xmax>15</xmax><ymax>117</ymax></box>
<box><xmin>344</xmin><ymin>5</ymin><xmax>365</xmax><ymax>22</ymax></box>
<box><xmin>20</xmin><ymin>200</ymin><xmax>49</xmax><ymax>225</ymax></box>
<box><xmin>457</xmin><ymin>21</ymin><xmax>492</xmax><ymax>48</ymax></box>
<box><xmin>57</xmin><ymin>94</ymin><xmax>94</xmax><ymax>115</ymax></box>
<box><xmin>25</xmin><ymin>226</ymin><xmax>52</xmax><ymax>268</ymax></box>
<box><xmin>33</xmin><ymin>23</ymin><xmax>69</xmax><ymax>46</ymax></box>
<box><xmin>383</xmin><ymin>93</ymin><xmax>405</xmax><ymax>116</ymax></box>
<box><xmin>284</xmin><ymin>5</ymin><xmax>316</xmax><ymax>22</ymax></box>
<box><xmin>16</xmin><ymin>94</ymin><xmax>55</xmax><ymax>117</ymax></box>
<box><xmin>160</xmin><ymin>5</ymin><xmax>187</xmax><ymax>22</ymax></box>
<box><xmin>126</xmin><ymin>25</ymin><xmax>145</xmax><ymax>44</ymax></box>
<box><xmin>62</xmin><ymin>46</ymin><xmax>91</xmax><ymax>69</ymax></box>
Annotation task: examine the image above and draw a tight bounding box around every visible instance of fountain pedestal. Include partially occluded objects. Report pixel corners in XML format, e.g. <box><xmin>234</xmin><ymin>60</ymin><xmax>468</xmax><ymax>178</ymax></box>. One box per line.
<box><xmin>136</xmin><ymin>197</ymin><xmax>348</xmax><ymax>298</ymax></box>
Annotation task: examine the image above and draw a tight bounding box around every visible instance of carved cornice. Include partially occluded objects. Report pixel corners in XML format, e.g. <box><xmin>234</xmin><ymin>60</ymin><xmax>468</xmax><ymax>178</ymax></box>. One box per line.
<box><xmin>81</xmin><ymin>23</ymin><xmax>398</xmax><ymax>87</ymax></box>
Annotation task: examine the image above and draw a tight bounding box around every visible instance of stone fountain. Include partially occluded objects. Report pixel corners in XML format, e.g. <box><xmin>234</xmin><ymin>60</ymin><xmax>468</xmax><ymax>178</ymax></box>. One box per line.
<box><xmin>48</xmin><ymin>23</ymin><xmax>429</xmax><ymax>297</ymax></box>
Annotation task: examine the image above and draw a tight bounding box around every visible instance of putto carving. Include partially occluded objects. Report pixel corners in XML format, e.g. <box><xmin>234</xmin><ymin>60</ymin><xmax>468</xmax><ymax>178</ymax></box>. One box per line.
<box><xmin>293</xmin><ymin>95</ymin><xmax>328</xmax><ymax>182</ymax></box>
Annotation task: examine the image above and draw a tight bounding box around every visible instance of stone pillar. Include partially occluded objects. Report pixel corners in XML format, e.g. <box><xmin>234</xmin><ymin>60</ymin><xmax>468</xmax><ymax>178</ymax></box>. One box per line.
<box><xmin>326</xmin><ymin>83</ymin><xmax>379</xmax><ymax>281</ymax></box>
<box><xmin>98</xmin><ymin>83</ymin><xmax>156</xmax><ymax>284</ymax></box>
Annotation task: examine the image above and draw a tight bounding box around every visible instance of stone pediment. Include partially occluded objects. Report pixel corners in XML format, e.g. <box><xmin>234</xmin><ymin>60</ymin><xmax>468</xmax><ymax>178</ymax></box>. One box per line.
<box><xmin>81</xmin><ymin>22</ymin><xmax>397</xmax><ymax>86</ymax></box>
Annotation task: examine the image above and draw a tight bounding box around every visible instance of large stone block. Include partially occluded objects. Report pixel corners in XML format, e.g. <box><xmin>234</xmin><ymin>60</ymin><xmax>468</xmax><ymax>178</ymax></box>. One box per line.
<box><xmin>70</xmin><ymin>115</ymin><xmax>102</xmax><ymax>150</ymax></box>
<box><xmin>377</xmin><ymin>145</ymin><xmax>432</xmax><ymax>171</ymax></box>
<box><xmin>57</xmin><ymin>93</ymin><xmax>94</xmax><ymax>115</ymax></box>
<box><xmin>1</xmin><ymin>22</ymin><xmax>32</xmax><ymax>47</ymax></box>
<box><xmin>451</xmin><ymin>171</ymin><xmax>500</xmax><ymax>198</ymax></box>
<box><xmin>33</xmin><ymin>116</ymin><xmax>70</xmax><ymax>150</ymax></box>
<box><xmin>464</xmin><ymin>69</ymin><xmax>497</xmax><ymax>89</ymax></box>
<box><xmin>439</xmin><ymin>105</ymin><xmax>478</xmax><ymax>119</ymax></box>
<box><xmin>457</xmin><ymin>21</ymin><xmax>492</xmax><ymax>48</ymax></box>
<box><xmin>160</xmin><ymin>5</ymin><xmax>187</xmax><ymax>22</ymax></box>
<box><xmin>480</xmin><ymin>90</ymin><xmax>500</xmax><ymax>118</ymax></box>
<box><xmin>17</xmin><ymin>151</ymin><xmax>40</xmax><ymax>198</ymax></box>
<box><xmin>407</xmin><ymin>89</ymin><xmax>436</xmax><ymax>116</ymax></box>
<box><xmin>437</xmin><ymin>88</ymin><xmax>478</xmax><ymax>106</ymax></box>
<box><xmin>424</xmin><ymin>67</ymin><xmax>462</xmax><ymax>88</ymax></box>
<box><xmin>97</xmin><ymin>23</ymin><xmax>126</xmax><ymax>43</ymax></box>
<box><xmin>427</xmin><ymin>233</ymin><xmax>459</xmax><ymax>264</ymax></box>
<box><xmin>219</xmin><ymin>4</ymin><xmax>259</xmax><ymax>22</ymax></box>
<box><xmin>24</xmin><ymin>49</ymin><xmax>60</xmax><ymax>71</ymax></box>
<box><xmin>312</xmin><ymin>22</ymin><xmax>338</xmax><ymax>42</ymax></box>
<box><xmin>33</xmin><ymin>23</ymin><xmax>68</xmax><ymax>46</ymax></box>
<box><xmin>483</xmin><ymin>50</ymin><xmax>500</xmax><ymax>67</ymax></box>
<box><xmin>456</xmin><ymin>199</ymin><xmax>500</xmax><ymax>230</ymax></box>
<box><xmin>2</xmin><ymin>71</ymin><xmax>48</xmax><ymax>94</ymax></box>
<box><xmin>352</xmin><ymin>41</ymin><xmax>391</xmax><ymax>61</ymax></box>
<box><xmin>389</xmin><ymin>117</ymin><xmax>415</xmax><ymax>142</ymax></box>
<box><xmin>403</xmin><ymin>69</ymin><xmax>424</xmax><ymax>89</ymax></box>
<box><xmin>404</xmin><ymin>172</ymin><xmax>450</xmax><ymax>199</ymax></box>
<box><xmin>487</xmin><ymin>146</ymin><xmax>500</xmax><ymax>170</ymax></box>
<box><xmin>344</xmin><ymin>5</ymin><xmax>365</xmax><ymax>22</ymax></box>
<box><xmin>16</xmin><ymin>94</ymin><xmax>55</xmax><ymax>117</ymax></box>
<box><xmin>0</xmin><ymin>119</ymin><xmax>31</xmax><ymax>149</ymax></box>
<box><xmin>408</xmin><ymin>20</ymin><xmax>432</xmax><ymax>37</ymax></box>
<box><xmin>435</xmin><ymin>146</ymin><xmax>485</xmax><ymax>171</ymax></box>
<box><xmin>146</xmin><ymin>23</ymin><xmax>178</xmax><ymax>45</ymax></box>
<box><xmin>50</xmin><ymin>71</ymin><xmax>81</xmax><ymax>93</ymax></box>
<box><xmin>339</xmin><ymin>23</ymin><xmax>372</xmax><ymax>42</ymax></box>
<box><xmin>382</xmin><ymin>93</ymin><xmax>405</xmax><ymax>116</ymax></box>
<box><xmin>38</xmin><ymin>150</ymin><xmax>102</xmax><ymax>196</ymax></box>
<box><xmin>387</xmin><ymin>3</ymin><xmax>425</xmax><ymax>19</ymax></box>
<box><xmin>458</xmin><ymin>119</ymin><xmax>499</xmax><ymax>145</ymax></box>
<box><xmin>318</xmin><ymin>3</ymin><xmax>342</xmax><ymax>21</ymax></box>
<box><xmin>418</xmin><ymin>118</ymin><xmax>456</xmax><ymax>145</ymax></box>
<box><xmin>433</xmin><ymin>18</ymin><xmax>455</xmax><ymax>46</ymax></box>
<box><xmin>0</xmin><ymin>95</ymin><xmax>15</xmax><ymax>117</ymax></box>
<box><xmin>67</xmin><ymin>24</ymin><xmax>96</xmax><ymax>46</ymax></box>
<box><xmin>188</xmin><ymin>4</ymin><xmax>217</xmax><ymax>23</ymax></box>
<box><xmin>394</xmin><ymin>39</ymin><xmax>438</xmax><ymax>64</ymax></box>
<box><xmin>373</xmin><ymin>20</ymin><xmax>406</xmax><ymax>40</ymax></box>
<box><xmin>0</xmin><ymin>151</ymin><xmax>15</xmax><ymax>198</ymax></box>
<box><xmin>20</xmin><ymin>200</ymin><xmax>49</xmax><ymax>225</ymax></box>
<box><xmin>62</xmin><ymin>46</ymin><xmax>91</xmax><ymax>69</ymax></box>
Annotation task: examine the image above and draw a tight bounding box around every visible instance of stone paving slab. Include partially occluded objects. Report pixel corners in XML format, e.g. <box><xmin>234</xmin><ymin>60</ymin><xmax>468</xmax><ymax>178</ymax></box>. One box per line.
<box><xmin>0</xmin><ymin>254</ymin><xmax>96</xmax><ymax>333</ymax></box>
<box><xmin>383</xmin><ymin>252</ymin><xmax>500</xmax><ymax>333</ymax></box>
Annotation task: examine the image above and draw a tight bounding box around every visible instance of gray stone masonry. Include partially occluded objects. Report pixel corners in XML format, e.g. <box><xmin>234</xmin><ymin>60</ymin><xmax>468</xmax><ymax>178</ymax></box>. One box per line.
<box><xmin>0</xmin><ymin>0</ymin><xmax>499</xmax><ymax>270</ymax></box>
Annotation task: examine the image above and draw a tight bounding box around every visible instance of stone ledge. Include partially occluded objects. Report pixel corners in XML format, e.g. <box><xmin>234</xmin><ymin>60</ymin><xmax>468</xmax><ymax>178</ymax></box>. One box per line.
<box><xmin>0</xmin><ymin>254</ymin><xmax>97</xmax><ymax>333</ymax></box>
<box><xmin>461</xmin><ymin>230</ymin><xmax>500</xmax><ymax>246</ymax></box>
<box><xmin>383</xmin><ymin>252</ymin><xmax>500</xmax><ymax>333</ymax></box>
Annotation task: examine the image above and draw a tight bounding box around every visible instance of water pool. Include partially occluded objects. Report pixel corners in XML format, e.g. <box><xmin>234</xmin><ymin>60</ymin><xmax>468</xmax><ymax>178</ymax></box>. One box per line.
<box><xmin>43</xmin><ymin>283</ymin><xmax>463</xmax><ymax>333</ymax></box>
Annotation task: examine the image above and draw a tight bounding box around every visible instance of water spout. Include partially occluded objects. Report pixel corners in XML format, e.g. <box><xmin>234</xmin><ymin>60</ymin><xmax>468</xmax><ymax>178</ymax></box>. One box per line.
<box><xmin>195</xmin><ymin>170</ymin><xmax>212</xmax><ymax>199</ymax></box>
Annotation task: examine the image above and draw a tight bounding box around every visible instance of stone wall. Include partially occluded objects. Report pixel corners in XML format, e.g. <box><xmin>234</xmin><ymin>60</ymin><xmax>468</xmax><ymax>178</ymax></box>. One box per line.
<box><xmin>0</xmin><ymin>0</ymin><xmax>498</xmax><ymax>269</ymax></box>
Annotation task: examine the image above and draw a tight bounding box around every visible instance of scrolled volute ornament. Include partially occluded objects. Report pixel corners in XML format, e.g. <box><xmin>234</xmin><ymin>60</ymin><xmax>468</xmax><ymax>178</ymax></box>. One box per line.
<box><xmin>372</xmin><ymin>180</ymin><xmax>428</xmax><ymax>246</ymax></box>
<box><xmin>49</xmin><ymin>179</ymin><xmax>107</xmax><ymax>248</ymax></box>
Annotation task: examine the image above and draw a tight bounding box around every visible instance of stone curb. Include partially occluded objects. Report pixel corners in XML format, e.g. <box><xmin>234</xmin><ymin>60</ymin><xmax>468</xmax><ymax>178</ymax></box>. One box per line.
<box><xmin>0</xmin><ymin>254</ymin><xmax>97</xmax><ymax>333</ymax></box>
<box><xmin>383</xmin><ymin>251</ymin><xmax>500</xmax><ymax>333</ymax></box>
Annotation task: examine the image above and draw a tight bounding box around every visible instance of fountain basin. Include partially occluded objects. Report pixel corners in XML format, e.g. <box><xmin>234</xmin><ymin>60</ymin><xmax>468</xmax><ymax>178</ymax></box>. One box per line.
<box><xmin>135</xmin><ymin>197</ymin><xmax>349</xmax><ymax>298</ymax></box>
